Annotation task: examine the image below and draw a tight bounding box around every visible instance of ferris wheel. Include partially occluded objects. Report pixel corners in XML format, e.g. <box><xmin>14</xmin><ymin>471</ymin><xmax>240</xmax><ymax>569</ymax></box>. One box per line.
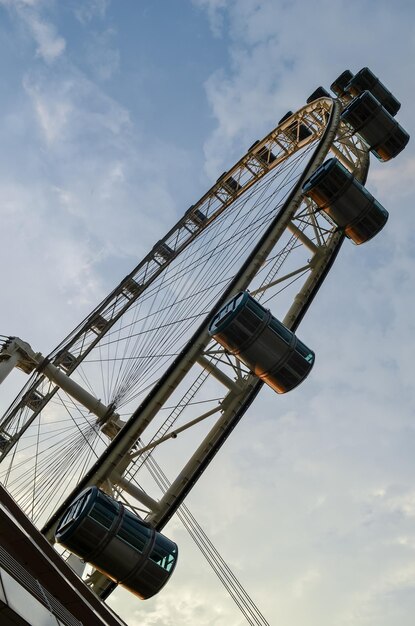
<box><xmin>0</xmin><ymin>67</ymin><xmax>409</xmax><ymax>604</ymax></box>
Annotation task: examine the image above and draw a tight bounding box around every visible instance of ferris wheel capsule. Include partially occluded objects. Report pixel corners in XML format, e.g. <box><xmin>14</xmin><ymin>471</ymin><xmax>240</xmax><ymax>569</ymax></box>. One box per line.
<box><xmin>306</xmin><ymin>86</ymin><xmax>331</xmax><ymax>103</ymax></box>
<box><xmin>345</xmin><ymin>67</ymin><xmax>401</xmax><ymax>116</ymax></box>
<box><xmin>330</xmin><ymin>69</ymin><xmax>354</xmax><ymax>98</ymax></box>
<box><xmin>208</xmin><ymin>291</ymin><xmax>315</xmax><ymax>394</ymax></box>
<box><xmin>302</xmin><ymin>158</ymin><xmax>388</xmax><ymax>245</ymax></box>
<box><xmin>341</xmin><ymin>91</ymin><xmax>410</xmax><ymax>162</ymax></box>
<box><xmin>55</xmin><ymin>486</ymin><xmax>178</xmax><ymax>600</ymax></box>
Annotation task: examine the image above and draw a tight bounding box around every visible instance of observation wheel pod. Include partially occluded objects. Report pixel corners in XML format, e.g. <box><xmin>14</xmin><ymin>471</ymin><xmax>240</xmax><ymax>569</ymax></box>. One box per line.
<box><xmin>302</xmin><ymin>158</ymin><xmax>388</xmax><ymax>245</ymax></box>
<box><xmin>306</xmin><ymin>87</ymin><xmax>331</xmax><ymax>103</ymax></box>
<box><xmin>345</xmin><ymin>67</ymin><xmax>401</xmax><ymax>116</ymax></box>
<box><xmin>341</xmin><ymin>91</ymin><xmax>410</xmax><ymax>162</ymax></box>
<box><xmin>208</xmin><ymin>292</ymin><xmax>315</xmax><ymax>394</ymax></box>
<box><xmin>55</xmin><ymin>487</ymin><xmax>178</xmax><ymax>600</ymax></box>
<box><xmin>330</xmin><ymin>69</ymin><xmax>354</xmax><ymax>98</ymax></box>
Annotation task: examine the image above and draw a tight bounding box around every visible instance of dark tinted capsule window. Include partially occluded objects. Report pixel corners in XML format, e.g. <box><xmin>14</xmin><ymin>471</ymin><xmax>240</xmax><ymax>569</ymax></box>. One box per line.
<box><xmin>269</xmin><ymin>318</ymin><xmax>293</xmax><ymax>344</ymax></box>
<box><xmin>89</xmin><ymin>496</ymin><xmax>119</xmax><ymax>529</ymax></box>
<box><xmin>295</xmin><ymin>340</ymin><xmax>314</xmax><ymax>363</ymax></box>
<box><xmin>117</xmin><ymin>511</ymin><xmax>152</xmax><ymax>553</ymax></box>
<box><xmin>239</xmin><ymin>307</ymin><xmax>263</xmax><ymax>335</ymax></box>
<box><xmin>274</xmin><ymin>364</ymin><xmax>299</xmax><ymax>390</ymax></box>
<box><xmin>149</xmin><ymin>535</ymin><xmax>177</xmax><ymax>572</ymax></box>
<box><xmin>246</xmin><ymin>298</ymin><xmax>267</xmax><ymax>321</ymax></box>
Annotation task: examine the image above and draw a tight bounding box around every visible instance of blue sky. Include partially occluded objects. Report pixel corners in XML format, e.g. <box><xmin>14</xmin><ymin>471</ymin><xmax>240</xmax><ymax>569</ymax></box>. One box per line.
<box><xmin>1</xmin><ymin>1</ymin><xmax>415</xmax><ymax>625</ymax></box>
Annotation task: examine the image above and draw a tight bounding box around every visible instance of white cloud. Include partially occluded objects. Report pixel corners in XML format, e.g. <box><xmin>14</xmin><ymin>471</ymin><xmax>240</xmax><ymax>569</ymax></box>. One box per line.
<box><xmin>43</xmin><ymin>236</ymin><xmax>103</xmax><ymax>307</ymax></box>
<box><xmin>192</xmin><ymin>0</ymin><xmax>228</xmax><ymax>38</ymax></box>
<box><xmin>109</xmin><ymin>586</ymin><xmax>234</xmax><ymax>626</ymax></box>
<box><xmin>0</xmin><ymin>0</ymin><xmax>42</xmax><ymax>7</ymax></box>
<box><xmin>23</xmin><ymin>68</ymin><xmax>130</xmax><ymax>145</ymax></box>
<box><xmin>84</xmin><ymin>28</ymin><xmax>120</xmax><ymax>81</ymax></box>
<box><xmin>383</xmin><ymin>491</ymin><xmax>415</xmax><ymax>519</ymax></box>
<box><xmin>337</xmin><ymin>564</ymin><xmax>415</xmax><ymax>625</ymax></box>
<box><xmin>198</xmin><ymin>0</ymin><xmax>415</xmax><ymax>178</ymax></box>
<box><xmin>1</xmin><ymin>0</ymin><xmax>66</xmax><ymax>62</ymax></box>
<box><xmin>23</xmin><ymin>76</ymin><xmax>73</xmax><ymax>143</ymax></box>
<box><xmin>74</xmin><ymin>0</ymin><xmax>109</xmax><ymax>25</ymax></box>
<box><xmin>291</xmin><ymin>568</ymin><xmax>321</xmax><ymax>599</ymax></box>
<box><xmin>28</xmin><ymin>13</ymin><xmax>66</xmax><ymax>62</ymax></box>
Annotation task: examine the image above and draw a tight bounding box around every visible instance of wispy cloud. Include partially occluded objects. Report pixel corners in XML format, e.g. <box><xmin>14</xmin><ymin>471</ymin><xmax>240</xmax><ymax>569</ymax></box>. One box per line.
<box><xmin>26</xmin><ymin>12</ymin><xmax>66</xmax><ymax>62</ymax></box>
<box><xmin>192</xmin><ymin>0</ymin><xmax>228</xmax><ymax>38</ymax></box>
<box><xmin>0</xmin><ymin>0</ymin><xmax>66</xmax><ymax>62</ymax></box>
<box><xmin>198</xmin><ymin>0</ymin><xmax>415</xmax><ymax>179</ymax></box>
<box><xmin>23</xmin><ymin>75</ymin><xmax>73</xmax><ymax>143</ymax></box>
<box><xmin>74</xmin><ymin>0</ymin><xmax>109</xmax><ymax>25</ymax></box>
<box><xmin>84</xmin><ymin>27</ymin><xmax>120</xmax><ymax>81</ymax></box>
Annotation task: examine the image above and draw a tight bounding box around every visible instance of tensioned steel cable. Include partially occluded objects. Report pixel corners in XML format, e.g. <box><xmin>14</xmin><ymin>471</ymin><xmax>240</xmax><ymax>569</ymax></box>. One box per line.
<box><xmin>144</xmin><ymin>451</ymin><xmax>271</xmax><ymax>626</ymax></box>
<box><xmin>3</xmin><ymin>250</ymin><xmax>312</xmax><ymax>526</ymax></box>
<box><xmin>2</xmin><ymin>138</ymin><xmax>315</xmax><ymax>524</ymax></box>
<box><xmin>76</xmin><ymin>145</ymin><xmax>314</xmax><ymax>410</ymax></box>
<box><xmin>4</xmin><ymin>261</ymin><xmax>314</xmax><ymax>525</ymax></box>
<box><xmin>103</xmin><ymin>154</ymin><xmax>310</xmax><ymax>408</ymax></box>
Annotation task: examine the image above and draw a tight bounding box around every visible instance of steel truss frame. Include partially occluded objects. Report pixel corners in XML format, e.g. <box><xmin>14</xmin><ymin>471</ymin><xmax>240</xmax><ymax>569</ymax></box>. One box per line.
<box><xmin>0</xmin><ymin>97</ymin><xmax>369</xmax><ymax>597</ymax></box>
